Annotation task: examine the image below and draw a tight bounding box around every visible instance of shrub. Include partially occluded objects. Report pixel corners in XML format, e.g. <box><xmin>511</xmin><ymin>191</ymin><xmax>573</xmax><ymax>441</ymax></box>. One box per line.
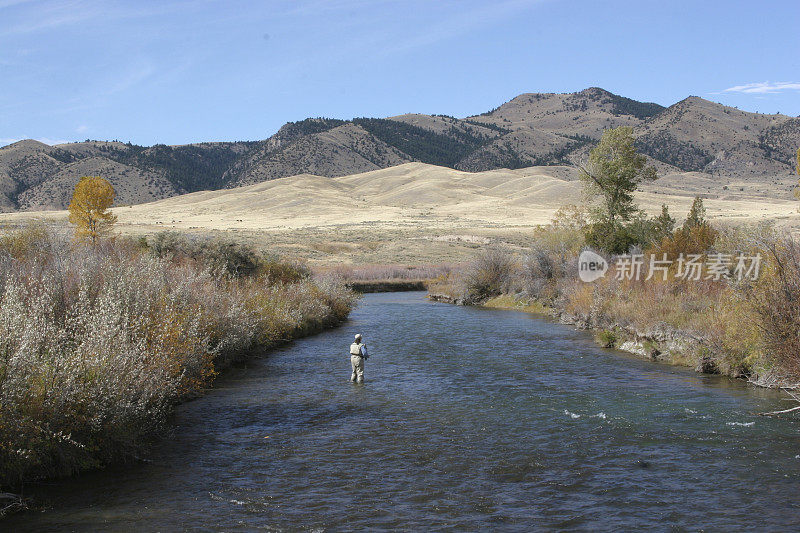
<box><xmin>523</xmin><ymin>246</ymin><xmax>566</xmax><ymax>301</ymax></box>
<box><xmin>196</xmin><ymin>240</ymin><xmax>263</xmax><ymax>277</ymax></box>
<box><xmin>148</xmin><ymin>231</ymin><xmax>308</xmax><ymax>280</ymax></box>
<box><xmin>650</xmin><ymin>196</ymin><xmax>718</xmax><ymax>258</ymax></box>
<box><xmin>550</xmin><ymin>204</ymin><xmax>589</xmax><ymax>230</ymax></box>
<box><xmin>651</xmin><ymin>224</ymin><xmax>718</xmax><ymax>259</ymax></box>
<box><xmin>149</xmin><ymin>231</ymin><xmax>261</xmax><ymax>276</ymax></box>
<box><xmin>526</xmin><ymin>247</ymin><xmax>556</xmax><ymax>280</ymax></box>
<box><xmin>260</xmin><ymin>256</ymin><xmax>311</xmax><ymax>284</ymax></box>
<box><xmin>745</xmin><ymin>234</ymin><xmax>800</xmax><ymax>380</ymax></box>
<box><xmin>437</xmin><ymin>213</ymin><xmax>799</xmax><ymax>384</ymax></box>
<box><xmin>315</xmin><ymin>263</ymin><xmax>453</xmax><ymax>282</ymax></box>
<box><xmin>596</xmin><ymin>329</ymin><xmax>618</xmax><ymax>348</ymax></box>
<box><xmin>461</xmin><ymin>249</ymin><xmax>517</xmax><ymax>303</ymax></box>
<box><xmin>149</xmin><ymin>230</ymin><xmax>187</xmax><ymax>258</ymax></box>
<box><xmin>518</xmin><ymin>223</ymin><xmax>586</xmax><ymax>301</ymax></box>
<box><xmin>0</xmin><ymin>226</ymin><xmax>355</xmax><ymax>488</ymax></box>
<box><xmin>584</xmin><ymin>221</ymin><xmax>637</xmax><ymax>254</ymax></box>
<box><xmin>0</xmin><ymin>223</ymin><xmax>49</xmax><ymax>259</ymax></box>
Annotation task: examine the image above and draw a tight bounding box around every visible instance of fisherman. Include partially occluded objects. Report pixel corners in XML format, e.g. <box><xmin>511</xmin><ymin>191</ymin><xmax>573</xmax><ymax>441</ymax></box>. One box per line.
<box><xmin>349</xmin><ymin>333</ymin><xmax>369</xmax><ymax>383</ymax></box>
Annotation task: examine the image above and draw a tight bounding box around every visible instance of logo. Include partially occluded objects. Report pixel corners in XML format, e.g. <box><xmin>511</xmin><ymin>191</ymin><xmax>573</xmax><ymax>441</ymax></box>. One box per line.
<box><xmin>576</xmin><ymin>252</ymin><xmax>761</xmax><ymax>283</ymax></box>
<box><xmin>578</xmin><ymin>250</ymin><xmax>608</xmax><ymax>282</ymax></box>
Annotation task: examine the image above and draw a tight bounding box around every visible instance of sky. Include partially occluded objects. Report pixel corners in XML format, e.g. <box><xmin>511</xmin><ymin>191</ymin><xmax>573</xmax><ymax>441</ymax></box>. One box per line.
<box><xmin>1</xmin><ymin>0</ymin><xmax>799</xmax><ymax>146</ymax></box>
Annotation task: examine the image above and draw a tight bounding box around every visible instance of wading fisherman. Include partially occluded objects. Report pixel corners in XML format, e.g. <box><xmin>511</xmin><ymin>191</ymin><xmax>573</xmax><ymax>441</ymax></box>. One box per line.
<box><xmin>349</xmin><ymin>333</ymin><xmax>369</xmax><ymax>383</ymax></box>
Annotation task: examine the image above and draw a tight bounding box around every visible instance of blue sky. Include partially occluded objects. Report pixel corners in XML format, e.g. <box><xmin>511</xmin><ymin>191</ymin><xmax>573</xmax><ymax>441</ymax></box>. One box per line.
<box><xmin>1</xmin><ymin>0</ymin><xmax>799</xmax><ymax>146</ymax></box>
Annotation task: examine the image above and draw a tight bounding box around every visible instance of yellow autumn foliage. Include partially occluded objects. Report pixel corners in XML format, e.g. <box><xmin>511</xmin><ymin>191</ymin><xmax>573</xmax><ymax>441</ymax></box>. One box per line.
<box><xmin>68</xmin><ymin>176</ymin><xmax>118</xmax><ymax>244</ymax></box>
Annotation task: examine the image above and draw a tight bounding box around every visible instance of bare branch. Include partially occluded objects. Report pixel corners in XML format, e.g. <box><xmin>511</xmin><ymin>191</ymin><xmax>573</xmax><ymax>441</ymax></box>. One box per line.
<box><xmin>576</xmin><ymin>162</ymin><xmax>610</xmax><ymax>194</ymax></box>
<box><xmin>759</xmin><ymin>405</ymin><xmax>800</xmax><ymax>416</ymax></box>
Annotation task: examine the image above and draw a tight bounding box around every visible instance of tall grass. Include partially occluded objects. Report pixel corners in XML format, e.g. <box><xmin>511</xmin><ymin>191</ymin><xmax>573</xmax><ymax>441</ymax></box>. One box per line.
<box><xmin>316</xmin><ymin>263</ymin><xmax>454</xmax><ymax>282</ymax></box>
<box><xmin>0</xmin><ymin>227</ymin><xmax>355</xmax><ymax>489</ymax></box>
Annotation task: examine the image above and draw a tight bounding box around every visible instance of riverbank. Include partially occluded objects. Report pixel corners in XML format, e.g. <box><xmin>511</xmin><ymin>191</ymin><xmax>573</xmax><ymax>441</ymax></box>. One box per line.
<box><xmin>0</xmin><ymin>227</ymin><xmax>356</xmax><ymax>504</ymax></box>
<box><xmin>427</xmin><ymin>226</ymin><xmax>800</xmax><ymax>389</ymax></box>
<box><xmin>430</xmin><ymin>292</ymin><xmax>707</xmax><ymax>371</ymax></box>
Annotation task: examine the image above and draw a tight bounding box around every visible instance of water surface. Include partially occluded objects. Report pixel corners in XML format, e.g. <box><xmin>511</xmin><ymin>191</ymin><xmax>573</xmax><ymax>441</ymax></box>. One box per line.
<box><xmin>9</xmin><ymin>292</ymin><xmax>800</xmax><ymax>531</ymax></box>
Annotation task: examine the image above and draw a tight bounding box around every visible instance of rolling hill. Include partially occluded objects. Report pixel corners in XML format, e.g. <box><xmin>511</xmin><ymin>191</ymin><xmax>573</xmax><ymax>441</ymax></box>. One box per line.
<box><xmin>1</xmin><ymin>87</ymin><xmax>797</xmax><ymax>211</ymax></box>
<box><xmin>4</xmin><ymin>161</ymin><xmax>796</xmax><ymax>265</ymax></box>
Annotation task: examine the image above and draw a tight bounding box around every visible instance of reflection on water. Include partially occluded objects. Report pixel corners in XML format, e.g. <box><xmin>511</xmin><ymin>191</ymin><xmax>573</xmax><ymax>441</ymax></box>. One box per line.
<box><xmin>7</xmin><ymin>292</ymin><xmax>800</xmax><ymax>531</ymax></box>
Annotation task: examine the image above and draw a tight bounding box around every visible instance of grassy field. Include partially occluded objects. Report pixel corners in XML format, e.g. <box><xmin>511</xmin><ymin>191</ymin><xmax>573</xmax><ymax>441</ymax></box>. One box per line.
<box><xmin>1</xmin><ymin>162</ymin><xmax>798</xmax><ymax>267</ymax></box>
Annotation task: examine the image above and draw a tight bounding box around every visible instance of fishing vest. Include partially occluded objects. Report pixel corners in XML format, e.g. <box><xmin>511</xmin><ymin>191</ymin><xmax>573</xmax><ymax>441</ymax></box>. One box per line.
<box><xmin>350</xmin><ymin>343</ymin><xmax>364</xmax><ymax>356</ymax></box>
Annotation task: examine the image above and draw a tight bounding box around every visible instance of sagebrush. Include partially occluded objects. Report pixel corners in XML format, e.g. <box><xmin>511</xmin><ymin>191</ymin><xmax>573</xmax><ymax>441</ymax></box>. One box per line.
<box><xmin>0</xmin><ymin>226</ymin><xmax>355</xmax><ymax>488</ymax></box>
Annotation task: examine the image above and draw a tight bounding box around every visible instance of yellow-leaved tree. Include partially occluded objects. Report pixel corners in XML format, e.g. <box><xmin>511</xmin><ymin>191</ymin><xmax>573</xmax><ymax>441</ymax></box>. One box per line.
<box><xmin>68</xmin><ymin>176</ymin><xmax>118</xmax><ymax>244</ymax></box>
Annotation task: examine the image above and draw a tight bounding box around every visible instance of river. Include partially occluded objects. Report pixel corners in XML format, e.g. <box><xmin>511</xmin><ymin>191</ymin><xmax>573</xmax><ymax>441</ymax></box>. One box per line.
<box><xmin>7</xmin><ymin>292</ymin><xmax>800</xmax><ymax>531</ymax></box>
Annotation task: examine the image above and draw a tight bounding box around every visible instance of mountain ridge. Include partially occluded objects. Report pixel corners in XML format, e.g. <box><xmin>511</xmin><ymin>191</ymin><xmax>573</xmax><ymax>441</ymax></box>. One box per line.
<box><xmin>2</xmin><ymin>88</ymin><xmax>797</xmax><ymax>211</ymax></box>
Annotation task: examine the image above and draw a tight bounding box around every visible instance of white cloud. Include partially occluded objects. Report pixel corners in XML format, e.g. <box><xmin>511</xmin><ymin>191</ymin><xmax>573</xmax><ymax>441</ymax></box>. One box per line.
<box><xmin>75</xmin><ymin>125</ymin><xmax>89</xmax><ymax>133</ymax></box>
<box><xmin>723</xmin><ymin>81</ymin><xmax>800</xmax><ymax>94</ymax></box>
<box><xmin>0</xmin><ymin>0</ymin><xmax>35</xmax><ymax>9</ymax></box>
<box><xmin>108</xmin><ymin>61</ymin><xmax>155</xmax><ymax>95</ymax></box>
<box><xmin>383</xmin><ymin>0</ymin><xmax>543</xmax><ymax>56</ymax></box>
<box><xmin>0</xmin><ymin>0</ymin><xmax>99</xmax><ymax>35</ymax></box>
<box><xmin>0</xmin><ymin>0</ymin><xmax>199</xmax><ymax>36</ymax></box>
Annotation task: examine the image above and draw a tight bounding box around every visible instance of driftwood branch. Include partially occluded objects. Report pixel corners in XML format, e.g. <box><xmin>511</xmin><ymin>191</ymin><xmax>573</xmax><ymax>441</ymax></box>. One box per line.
<box><xmin>759</xmin><ymin>404</ymin><xmax>800</xmax><ymax>416</ymax></box>
<box><xmin>759</xmin><ymin>388</ymin><xmax>800</xmax><ymax>416</ymax></box>
<box><xmin>0</xmin><ymin>492</ymin><xmax>28</xmax><ymax>517</ymax></box>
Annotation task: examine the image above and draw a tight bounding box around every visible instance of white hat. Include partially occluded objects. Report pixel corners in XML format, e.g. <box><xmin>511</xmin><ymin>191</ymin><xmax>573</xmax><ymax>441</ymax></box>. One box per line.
<box><xmin>354</xmin><ymin>333</ymin><xmax>362</xmax><ymax>341</ymax></box>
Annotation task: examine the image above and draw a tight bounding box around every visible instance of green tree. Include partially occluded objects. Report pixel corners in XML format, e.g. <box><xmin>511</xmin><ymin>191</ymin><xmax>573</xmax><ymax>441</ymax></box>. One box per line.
<box><xmin>683</xmin><ymin>196</ymin><xmax>707</xmax><ymax>231</ymax></box>
<box><xmin>653</xmin><ymin>197</ymin><xmax>717</xmax><ymax>258</ymax></box>
<box><xmin>68</xmin><ymin>176</ymin><xmax>118</xmax><ymax>244</ymax></box>
<box><xmin>619</xmin><ymin>205</ymin><xmax>677</xmax><ymax>250</ymax></box>
<box><xmin>579</xmin><ymin>126</ymin><xmax>657</xmax><ymax>253</ymax></box>
<box><xmin>651</xmin><ymin>204</ymin><xmax>676</xmax><ymax>242</ymax></box>
<box><xmin>626</xmin><ymin>212</ymin><xmax>657</xmax><ymax>248</ymax></box>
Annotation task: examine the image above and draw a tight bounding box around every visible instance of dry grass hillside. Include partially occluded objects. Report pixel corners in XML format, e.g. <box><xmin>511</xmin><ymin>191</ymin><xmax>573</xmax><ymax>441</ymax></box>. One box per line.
<box><xmin>0</xmin><ymin>140</ymin><xmax>179</xmax><ymax>210</ymax></box>
<box><xmin>456</xmin><ymin>128</ymin><xmax>577</xmax><ymax>171</ymax></box>
<box><xmin>469</xmin><ymin>89</ymin><xmax>798</xmax><ymax>177</ymax></box>
<box><xmin>2</xmin><ymin>87</ymin><xmax>797</xmax><ymax>212</ymax></box>
<box><xmin>0</xmin><ymin>140</ymin><xmax>59</xmax><ymax>209</ymax></box>
<box><xmin>224</xmin><ymin>123</ymin><xmax>412</xmax><ymax>187</ymax></box>
<box><xmin>0</xmin><ymin>139</ymin><xmax>254</xmax><ymax>212</ymax></box>
<box><xmin>635</xmin><ymin>97</ymin><xmax>797</xmax><ymax>175</ymax></box>
<box><xmin>468</xmin><ymin>87</ymin><xmax>660</xmax><ymax>137</ymax></box>
<box><xmin>390</xmin><ymin>113</ymin><xmax>500</xmax><ymax>138</ymax></box>
<box><xmin>3</xmin><ymin>162</ymin><xmax>797</xmax><ymax>265</ymax></box>
<box><xmin>17</xmin><ymin>157</ymin><xmax>177</xmax><ymax>210</ymax></box>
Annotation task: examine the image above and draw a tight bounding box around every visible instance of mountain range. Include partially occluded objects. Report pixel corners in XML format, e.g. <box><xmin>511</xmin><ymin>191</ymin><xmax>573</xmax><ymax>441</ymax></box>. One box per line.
<box><xmin>2</xmin><ymin>87</ymin><xmax>798</xmax><ymax>211</ymax></box>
